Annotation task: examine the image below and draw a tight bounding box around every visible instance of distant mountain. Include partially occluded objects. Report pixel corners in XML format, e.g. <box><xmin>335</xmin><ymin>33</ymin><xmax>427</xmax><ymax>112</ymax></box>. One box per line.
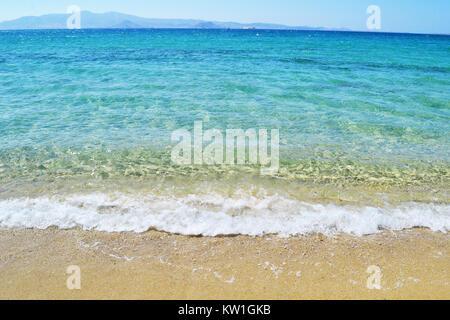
<box><xmin>0</xmin><ymin>11</ymin><xmax>345</xmax><ymax>31</ymax></box>
<box><xmin>194</xmin><ymin>22</ymin><xmax>220</xmax><ymax>29</ymax></box>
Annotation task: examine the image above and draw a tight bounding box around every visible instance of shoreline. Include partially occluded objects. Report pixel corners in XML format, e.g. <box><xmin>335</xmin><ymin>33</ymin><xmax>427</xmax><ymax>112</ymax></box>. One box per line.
<box><xmin>0</xmin><ymin>227</ymin><xmax>448</xmax><ymax>299</ymax></box>
<box><xmin>1</xmin><ymin>192</ymin><xmax>448</xmax><ymax>236</ymax></box>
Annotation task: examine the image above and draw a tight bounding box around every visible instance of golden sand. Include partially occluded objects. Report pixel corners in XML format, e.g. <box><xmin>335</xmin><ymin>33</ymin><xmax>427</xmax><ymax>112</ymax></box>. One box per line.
<box><xmin>0</xmin><ymin>228</ymin><xmax>448</xmax><ymax>300</ymax></box>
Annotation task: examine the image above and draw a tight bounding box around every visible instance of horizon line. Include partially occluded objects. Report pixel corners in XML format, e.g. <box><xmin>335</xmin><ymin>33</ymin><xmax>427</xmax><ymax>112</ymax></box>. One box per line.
<box><xmin>1</xmin><ymin>28</ymin><xmax>449</xmax><ymax>37</ymax></box>
<box><xmin>0</xmin><ymin>10</ymin><xmax>449</xmax><ymax>36</ymax></box>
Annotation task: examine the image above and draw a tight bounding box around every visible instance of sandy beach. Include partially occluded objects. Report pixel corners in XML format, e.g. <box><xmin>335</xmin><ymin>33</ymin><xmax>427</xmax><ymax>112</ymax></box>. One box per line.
<box><xmin>0</xmin><ymin>228</ymin><xmax>447</xmax><ymax>300</ymax></box>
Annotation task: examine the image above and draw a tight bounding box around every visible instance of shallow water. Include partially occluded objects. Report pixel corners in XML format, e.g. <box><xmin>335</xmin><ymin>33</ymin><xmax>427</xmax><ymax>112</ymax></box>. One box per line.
<box><xmin>0</xmin><ymin>29</ymin><xmax>449</xmax><ymax>235</ymax></box>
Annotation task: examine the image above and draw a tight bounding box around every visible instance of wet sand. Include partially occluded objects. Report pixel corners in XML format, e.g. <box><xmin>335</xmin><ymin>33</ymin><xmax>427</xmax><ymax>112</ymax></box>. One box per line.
<box><xmin>0</xmin><ymin>228</ymin><xmax>448</xmax><ymax>300</ymax></box>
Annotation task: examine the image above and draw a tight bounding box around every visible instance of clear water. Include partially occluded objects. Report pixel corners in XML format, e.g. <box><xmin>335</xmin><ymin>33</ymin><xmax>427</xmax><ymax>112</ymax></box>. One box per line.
<box><xmin>0</xmin><ymin>29</ymin><xmax>448</xmax><ymax>235</ymax></box>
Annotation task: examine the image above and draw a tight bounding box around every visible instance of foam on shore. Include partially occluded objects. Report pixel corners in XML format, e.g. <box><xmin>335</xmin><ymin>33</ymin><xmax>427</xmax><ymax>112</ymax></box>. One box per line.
<box><xmin>0</xmin><ymin>192</ymin><xmax>448</xmax><ymax>236</ymax></box>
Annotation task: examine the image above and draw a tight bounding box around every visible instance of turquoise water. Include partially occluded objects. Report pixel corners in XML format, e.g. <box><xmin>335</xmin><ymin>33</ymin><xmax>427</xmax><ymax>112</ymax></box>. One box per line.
<box><xmin>0</xmin><ymin>29</ymin><xmax>448</xmax><ymax>235</ymax></box>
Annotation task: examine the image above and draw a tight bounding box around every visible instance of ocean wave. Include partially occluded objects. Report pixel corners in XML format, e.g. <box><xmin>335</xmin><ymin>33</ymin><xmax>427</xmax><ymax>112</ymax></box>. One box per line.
<box><xmin>0</xmin><ymin>192</ymin><xmax>448</xmax><ymax>237</ymax></box>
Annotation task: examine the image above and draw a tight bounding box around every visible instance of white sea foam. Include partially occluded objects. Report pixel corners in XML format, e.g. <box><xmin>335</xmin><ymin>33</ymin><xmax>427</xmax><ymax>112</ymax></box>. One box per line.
<box><xmin>0</xmin><ymin>193</ymin><xmax>448</xmax><ymax>237</ymax></box>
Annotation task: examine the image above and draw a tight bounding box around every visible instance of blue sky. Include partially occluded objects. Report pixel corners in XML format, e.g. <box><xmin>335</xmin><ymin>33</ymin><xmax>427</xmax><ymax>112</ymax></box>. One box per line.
<box><xmin>1</xmin><ymin>0</ymin><xmax>449</xmax><ymax>34</ymax></box>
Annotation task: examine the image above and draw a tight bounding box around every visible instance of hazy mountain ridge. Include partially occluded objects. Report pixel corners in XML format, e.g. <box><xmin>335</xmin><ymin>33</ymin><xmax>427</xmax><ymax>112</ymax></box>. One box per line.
<box><xmin>0</xmin><ymin>11</ymin><xmax>340</xmax><ymax>31</ymax></box>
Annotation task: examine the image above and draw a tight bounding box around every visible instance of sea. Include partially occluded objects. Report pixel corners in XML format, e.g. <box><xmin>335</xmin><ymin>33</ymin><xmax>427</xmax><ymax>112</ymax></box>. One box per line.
<box><xmin>0</xmin><ymin>29</ymin><xmax>448</xmax><ymax>236</ymax></box>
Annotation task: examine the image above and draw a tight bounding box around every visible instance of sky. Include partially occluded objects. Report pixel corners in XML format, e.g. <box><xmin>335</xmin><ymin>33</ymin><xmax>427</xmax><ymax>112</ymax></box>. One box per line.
<box><xmin>0</xmin><ymin>0</ymin><xmax>449</xmax><ymax>34</ymax></box>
